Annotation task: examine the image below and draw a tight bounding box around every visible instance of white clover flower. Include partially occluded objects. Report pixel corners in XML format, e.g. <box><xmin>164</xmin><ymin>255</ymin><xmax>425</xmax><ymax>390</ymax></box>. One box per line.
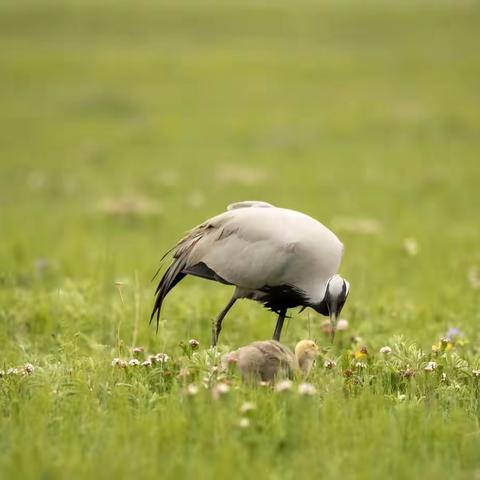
<box><xmin>128</xmin><ymin>359</ymin><xmax>140</xmax><ymax>367</ymax></box>
<box><xmin>274</xmin><ymin>379</ymin><xmax>293</xmax><ymax>393</ymax></box>
<box><xmin>186</xmin><ymin>384</ymin><xmax>199</xmax><ymax>396</ymax></box>
<box><xmin>472</xmin><ymin>370</ymin><xmax>480</xmax><ymax>378</ymax></box>
<box><xmin>238</xmin><ymin>417</ymin><xmax>250</xmax><ymax>429</ymax></box>
<box><xmin>224</xmin><ymin>355</ymin><xmax>238</xmax><ymax>367</ymax></box>
<box><xmin>112</xmin><ymin>358</ymin><xmax>121</xmax><ymax>367</ymax></box>
<box><xmin>7</xmin><ymin>368</ymin><xmax>18</xmax><ymax>376</ymax></box>
<box><xmin>403</xmin><ymin>238</ymin><xmax>419</xmax><ymax>256</ymax></box>
<box><xmin>142</xmin><ymin>359</ymin><xmax>152</xmax><ymax>367</ymax></box>
<box><xmin>189</xmin><ymin>339</ymin><xmax>200</xmax><ymax>349</ymax></box>
<box><xmin>355</xmin><ymin>362</ymin><xmax>367</xmax><ymax>369</ymax></box>
<box><xmin>323</xmin><ymin>359</ymin><xmax>336</xmax><ymax>369</ymax></box>
<box><xmin>212</xmin><ymin>382</ymin><xmax>230</xmax><ymax>400</ymax></box>
<box><xmin>240</xmin><ymin>402</ymin><xmax>256</xmax><ymax>414</ymax></box>
<box><xmin>133</xmin><ymin>347</ymin><xmax>144</xmax><ymax>354</ymax></box>
<box><xmin>298</xmin><ymin>382</ymin><xmax>317</xmax><ymax>396</ymax></box>
<box><xmin>178</xmin><ymin>367</ymin><xmax>192</xmax><ymax>380</ymax></box>
<box><xmin>424</xmin><ymin>361</ymin><xmax>437</xmax><ymax>372</ymax></box>
<box><xmin>379</xmin><ymin>346</ymin><xmax>392</xmax><ymax>355</ymax></box>
<box><xmin>216</xmin><ymin>383</ymin><xmax>230</xmax><ymax>394</ymax></box>
<box><xmin>24</xmin><ymin>363</ymin><xmax>34</xmax><ymax>375</ymax></box>
<box><xmin>0</xmin><ymin>370</ymin><xmax>5</xmax><ymax>378</ymax></box>
<box><xmin>155</xmin><ymin>353</ymin><xmax>169</xmax><ymax>363</ymax></box>
<box><xmin>336</xmin><ymin>319</ymin><xmax>349</xmax><ymax>331</ymax></box>
<box><xmin>118</xmin><ymin>360</ymin><xmax>127</xmax><ymax>368</ymax></box>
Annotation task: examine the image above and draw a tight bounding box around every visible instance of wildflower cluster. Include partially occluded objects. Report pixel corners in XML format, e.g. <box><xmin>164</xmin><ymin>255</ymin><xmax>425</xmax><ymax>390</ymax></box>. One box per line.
<box><xmin>273</xmin><ymin>379</ymin><xmax>317</xmax><ymax>396</ymax></box>
<box><xmin>317</xmin><ymin>325</ymin><xmax>480</xmax><ymax>397</ymax></box>
<box><xmin>107</xmin><ymin>329</ymin><xmax>480</xmax><ymax>405</ymax></box>
<box><xmin>179</xmin><ymin>338</ymin><xmax>201</xmax><ymax>358</ymax></box>
<box><xmin>0</xmin><ymin>363</ymin><xmax>35</xmax><ymax>378</ymax></box>
<box><xmin>112</xmin><ymin>347</ymin><xmax>170</xmax><ymax>370</ymax></box>
<box><xmin>236</xmin><ymin>402</ymin><xmax>256</xmax><ymax>429</ymax></box>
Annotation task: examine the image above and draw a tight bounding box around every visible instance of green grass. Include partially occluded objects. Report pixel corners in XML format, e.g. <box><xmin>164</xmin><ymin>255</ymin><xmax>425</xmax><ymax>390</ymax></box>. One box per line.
<box><xmin>1</xmin><ymin>0</ymin><xmax>480</xmax><ymax>478</ymax></box>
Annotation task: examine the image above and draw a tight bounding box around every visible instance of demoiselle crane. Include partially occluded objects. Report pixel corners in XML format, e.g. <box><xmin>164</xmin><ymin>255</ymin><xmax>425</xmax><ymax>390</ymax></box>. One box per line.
<box><xmin>150</xmin><ymin>201</ymin><xmax>349</xmax><ymax>346</ymax></box>
<box><xmin>222</xmin><ymin>339</ymin><xmax>319</xmax><ymax>383</ymax></box>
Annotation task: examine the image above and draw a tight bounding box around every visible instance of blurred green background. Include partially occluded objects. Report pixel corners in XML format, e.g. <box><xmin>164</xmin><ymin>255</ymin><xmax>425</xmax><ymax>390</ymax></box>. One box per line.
<box><xmin>1</xmin><ymin>0</ymin><xmax>479</xmax><ymax>348</ymax></box>
<box><xmin>1</xmin><ymin>2</ymin><xmax>480</xmax><ymax>479</ymax></box>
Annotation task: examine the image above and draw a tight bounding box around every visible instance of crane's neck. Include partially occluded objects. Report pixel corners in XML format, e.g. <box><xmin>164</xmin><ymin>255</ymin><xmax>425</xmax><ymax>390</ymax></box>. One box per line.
<box><xmin>303</xmin><ymin>281</ymin><xmax>329</xmax><ymax>310</ymax></box>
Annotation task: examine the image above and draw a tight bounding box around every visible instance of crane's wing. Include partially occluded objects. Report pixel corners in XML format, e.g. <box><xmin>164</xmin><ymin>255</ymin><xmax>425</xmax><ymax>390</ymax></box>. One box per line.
<box><xmin>150</xmin><ymin>202</ymin><xmax>343</xmax><ymax>328</ymax></box>
<box><xmin>150</xmin><ymin>201</ymin><xmax>276</xmax><ymax>328</ymax></box>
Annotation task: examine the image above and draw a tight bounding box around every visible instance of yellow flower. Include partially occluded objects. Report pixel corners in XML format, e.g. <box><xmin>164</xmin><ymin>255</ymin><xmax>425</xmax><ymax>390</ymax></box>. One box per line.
<box><xmin>354</xmin><ymin>351</ymin><xmax>367</xmax><ymax>360</ymax></box>
<box><xmin>439</xmin><ymin>337</ymin><xmax>454</xmax><ymax>351</ymax></box>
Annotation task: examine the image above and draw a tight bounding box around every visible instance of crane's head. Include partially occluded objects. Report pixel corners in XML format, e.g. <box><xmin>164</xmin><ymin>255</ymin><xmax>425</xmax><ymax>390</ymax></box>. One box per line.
<box><xmin>323</xmin><ymin>275</ymin><xmax>350</xmax><ymax>343</ymax></box>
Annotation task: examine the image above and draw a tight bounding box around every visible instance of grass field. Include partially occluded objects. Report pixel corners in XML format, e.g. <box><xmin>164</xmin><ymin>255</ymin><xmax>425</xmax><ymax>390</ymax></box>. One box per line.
<box><xmin>1</xmin><ymin>1</ymin><xmax>480</xmax><ymax>478</ymax></box>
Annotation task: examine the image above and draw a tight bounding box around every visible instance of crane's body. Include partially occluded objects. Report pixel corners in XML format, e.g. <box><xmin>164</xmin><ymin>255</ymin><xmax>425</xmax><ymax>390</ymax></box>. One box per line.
<box><xmin>151</xmin><ymin>201</ymin><xmax>349</xmax><ymax>345</ymax></box>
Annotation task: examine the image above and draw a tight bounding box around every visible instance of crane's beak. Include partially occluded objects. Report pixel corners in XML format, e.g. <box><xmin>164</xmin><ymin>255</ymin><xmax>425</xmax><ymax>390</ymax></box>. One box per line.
<box><xmin>329</xmin><ymin>311</ymin><xmax>337</xmax><ymax>343</ymax></box>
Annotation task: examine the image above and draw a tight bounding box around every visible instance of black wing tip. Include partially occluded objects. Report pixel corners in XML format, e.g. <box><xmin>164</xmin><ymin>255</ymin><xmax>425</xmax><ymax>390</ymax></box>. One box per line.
<box><xmin>151</xmin><ymin>246</ymin><xmax>177</xmax><ymax>283</ymax></box>
<box><xmin>149</xmin><ymin>308</ymin><xmax>156</xmax><ymax>325</ymax></box>
<box><xmin>149</xmin><ymin>248</ymin><xmax>189</xmax><ymax>335</ymax></box>
<box><xmin>149</xmin><ymin>297</ymin><xmax>162</xmax><ymax>334</ymax></box>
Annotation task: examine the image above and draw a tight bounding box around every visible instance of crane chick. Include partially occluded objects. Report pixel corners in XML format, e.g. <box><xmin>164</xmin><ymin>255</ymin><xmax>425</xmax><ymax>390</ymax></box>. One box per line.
<box><xmin>223</xmin><ymin>339</ymin><xmax>319</xmax><ymax>383</ymax></box>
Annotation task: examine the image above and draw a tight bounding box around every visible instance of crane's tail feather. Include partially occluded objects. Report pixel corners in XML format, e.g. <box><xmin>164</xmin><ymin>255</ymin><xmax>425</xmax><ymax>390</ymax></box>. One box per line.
<box><xmin>150</xmin><ymin>246</ymin><xmax>177</xmax><ymax>282</ymax></box>
<box><xmin>150</xmin><ymin>259</ymin><xmax>187</xmax><ymax>333</ymax></box>
<box><xmin>150</xmin><ymin>226</ymin><xmax>207</xmax><ymax>332</ymax></box>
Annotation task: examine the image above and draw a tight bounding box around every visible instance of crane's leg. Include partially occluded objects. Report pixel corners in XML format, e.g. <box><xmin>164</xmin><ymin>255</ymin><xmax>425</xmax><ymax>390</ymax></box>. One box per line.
<box><xmin>211</xmin><ymin>296</ymin><xmax>237</xmax><ymax>347</ymax></box>
<box><xmin>272</xmin><ymin>309</ymin><xmax>287</xmax><ymax>341</ymax></box>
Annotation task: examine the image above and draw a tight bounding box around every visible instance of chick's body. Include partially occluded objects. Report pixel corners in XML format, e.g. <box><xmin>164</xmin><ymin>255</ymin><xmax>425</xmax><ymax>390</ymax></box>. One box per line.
<box><xmin>224</xmin><ymin>339</ymin><xmax>318</xmax><ymax>383</ymax></box>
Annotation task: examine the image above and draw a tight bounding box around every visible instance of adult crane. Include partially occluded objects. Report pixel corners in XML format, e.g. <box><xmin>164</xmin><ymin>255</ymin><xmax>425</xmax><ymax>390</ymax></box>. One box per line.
<box><xmin>150</xmin><ymin>201</ymin><xmax>349</xmax><ymax>346</ymax></box>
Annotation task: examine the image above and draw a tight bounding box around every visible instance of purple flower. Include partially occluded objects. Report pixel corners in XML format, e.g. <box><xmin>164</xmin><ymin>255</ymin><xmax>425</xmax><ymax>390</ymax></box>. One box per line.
<box><xmin>446</xmin><ymin>327</ymin><xmax>464</xmax><ymax>341</ymax></box>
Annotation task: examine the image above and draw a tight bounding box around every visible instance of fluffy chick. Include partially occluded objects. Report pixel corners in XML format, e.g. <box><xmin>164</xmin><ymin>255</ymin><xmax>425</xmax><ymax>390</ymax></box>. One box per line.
<box><xmin>223</xmin><ymin>339</ymin><xmax>319</xmax><ymax>383</ymax></box>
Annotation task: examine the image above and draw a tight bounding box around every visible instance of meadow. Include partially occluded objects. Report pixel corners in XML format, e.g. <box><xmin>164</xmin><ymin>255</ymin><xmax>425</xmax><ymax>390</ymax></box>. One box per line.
<box><xmin>1</xmin><ymin>1</ymin><xmax>480</xmax><ymax>478</ymax></box>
